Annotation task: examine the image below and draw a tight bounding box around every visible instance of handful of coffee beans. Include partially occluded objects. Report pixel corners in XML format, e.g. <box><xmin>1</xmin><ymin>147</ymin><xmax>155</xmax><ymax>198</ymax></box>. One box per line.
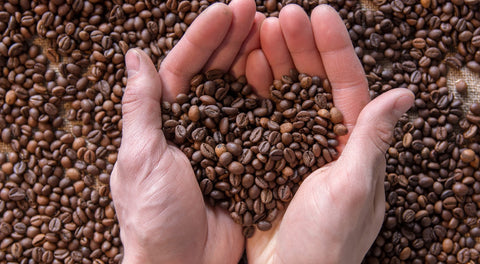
<box><xmin>161</xmin><ymin>69</ymin><xmax>347</xmax><ymax>237</ymax></box>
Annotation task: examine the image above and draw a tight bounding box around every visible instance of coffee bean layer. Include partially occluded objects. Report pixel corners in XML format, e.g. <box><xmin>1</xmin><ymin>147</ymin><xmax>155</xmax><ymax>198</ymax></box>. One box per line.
<box><xmin>161</xmin><ymin>70</ymin><xmax>346</xmax><ymax>237</ymax></box>
<box><xmin>0</xmin><ymin>0</ymin><xmax>480</xmax><ymax>263</ymax></box>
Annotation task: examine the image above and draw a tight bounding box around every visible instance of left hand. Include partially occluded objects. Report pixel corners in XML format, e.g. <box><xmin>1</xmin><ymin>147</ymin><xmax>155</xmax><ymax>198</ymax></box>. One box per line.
<box><xmin>110</xmin><ymin>1</ymin><xmax>266</xmax><ymax>263</ymax></box>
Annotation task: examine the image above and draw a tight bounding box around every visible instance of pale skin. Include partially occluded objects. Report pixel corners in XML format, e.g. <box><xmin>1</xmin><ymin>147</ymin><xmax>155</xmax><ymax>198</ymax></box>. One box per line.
<box><xmin>110</xmin><ymin>1</ymin><xmax>415</xmax><ymax>264</ymax></box>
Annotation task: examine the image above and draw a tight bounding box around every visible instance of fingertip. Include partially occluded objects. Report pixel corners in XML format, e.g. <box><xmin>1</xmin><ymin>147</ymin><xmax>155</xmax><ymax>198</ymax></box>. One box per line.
<box><xmin>124</xmin><ymin>48</ymin><xmax>159</xmax><ymax>86</ymax></box>
<box><xmin>229</xmin><ymin>0</ymin><xmax>257</xmax><ymax>14</ymax></box>
<box><xmin>347</xmin><ymin>88</ymin><xmax>414</xmax><ymax>155</ymax></box>
<box><xmin>205</xmin><ymin>2</ymin><xmax>233</xmax><ymax>19</ymax></box>
<box><xmin>278</xmin><ymin>4</ymin><xmax>309</xmax><ymax>34</ymax></box>
<box><xmin>358</xmin><ymin>88</ymin><xmax>414</xmax><ymax>128</ymax></box>
<box><xmin>279</xmin><ymin>3</ymin><xmax>298</xmax><ymax>12</ymax></box>
<box><xmin>125</xmin><ymin>49</ymin><xmax>141</xmax><ymax>78</ymax></box>
<box><xmin>312</xmin><ymin>3</ymin><xmax>338</xmax><ymax>17</ymax></box>
<box><xmin>279</xmin><ymin>3</ymin><xmax>304</xmax><ymax>18</ymax></box>
<box><xmin>260</xmin><ymin>17</ymin><xmax>279</xmax><ymax>38</ymax></box>
<box><xmin>311</xmin><ymin>6</ymin><xmax>350</xmax><ymax>52</ymax></box>
<box><xmin>392</xmin><ymin>89</ymin><xmax>415</xmax><ymax>118</ymax></box>
<box><xmin>255</xmin><ymin>10</ymin><xmax>267</xmax><ymax>21</ymax></box>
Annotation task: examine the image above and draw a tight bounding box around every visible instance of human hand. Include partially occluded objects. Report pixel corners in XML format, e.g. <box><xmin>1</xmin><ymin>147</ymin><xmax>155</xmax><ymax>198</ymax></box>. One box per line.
<box><xmin>110</xmin><ymin>0</ymin><xmax>265</xmax><ymax>263</ymax></box>
<box><xmin>245</xmin><ymin>5</ymin><xmax>414</xmax><ymax>264</ymax></box>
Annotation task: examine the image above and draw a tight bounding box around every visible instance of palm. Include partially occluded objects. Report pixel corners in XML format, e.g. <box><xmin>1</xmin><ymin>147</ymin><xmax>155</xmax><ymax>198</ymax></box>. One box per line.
<box><xmin>246</xmin><ymin>157</ymin><xmax>385</xmax><ymax>263</ymax></box>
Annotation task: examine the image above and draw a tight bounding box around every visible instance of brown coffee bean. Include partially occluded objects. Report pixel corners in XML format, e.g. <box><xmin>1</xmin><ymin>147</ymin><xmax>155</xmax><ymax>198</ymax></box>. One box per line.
<box><xmin>329</xmin><ymin>107</ymin><xmax>343</xmax><ymax>124</ymax></box>
<box><xmin>460</xmin><ymin>149</ymin><xmax>475</xmax><ymax>163</ymax></box>
<box><xmin>228</xmin><ymin>161</ymin><xmax>244</xmax><ymax>175</ymax></box>
<box><xmin>257</xmin><ymin>221</ymin><xmax>272</xmax><ymax>231</ymax></box>
<box><xmin>455</xmin><ymin>79</ymin><xmax>468</xmax><ymax>94</ymax></box>
<box><xmin>443</xmin><ymin>197</ymin><xmax>457</xmax><ymax>210</ymax></box>
<box><xmin>278</xmin><ymin>185</ymin><xmax>292</xmax><ymax>202</ymax></box>
<box><xmin>219</xmin><ymin>152</ymin><xmax>233</xmax><ymax>167</ymax></box>
<box><xmin>200</xmin><ymin>143</ymin><xmax>216</xmax><ymax>160</ymax></box>
<box><xmin>48</xmin><ymin>218</ymin><xmax>61</xmax><ymax>233</ymax></box>
<box><xmin>226</xmin><ymin>143</ymin><xmax>242</xmax><ymax>157</ymax></box>
<box><xmin>188</xmin><ymin>105</ymin><xmax>200</xmax><ymax>122</ymax></box>
<box><xmin>250</xmin><ymin>127</ymin><xmax>264</xmax><ymax>143</ymax></box>
<box><xmin>333</xmin><ymin>124</ymin><xmax>348</xmax><ymax>136</ymax></box>
<box><xmin>303</xmin><ymin>151</ymin><xmax>315</xmax><ymax>167</ymax></box>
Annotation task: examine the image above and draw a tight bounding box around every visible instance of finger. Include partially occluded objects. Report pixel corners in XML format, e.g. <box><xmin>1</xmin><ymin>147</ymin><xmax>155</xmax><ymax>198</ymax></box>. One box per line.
<box><xmin>203</xmin><ymin>0</ymin><xmax>256</xmax><ymax>72</ymax></box>
<box><xmin>246</xmin><ymin>49</ymin><xmax>273</xmax><ymax>98</ymax></box>
<box><xmin>334</xmin><ymin>89</ymin><xmax>414</xmax><ymax>186</ymax></box>
<box><xmin>121</xmin><ymin>49</ymin><xmax>164</xmax><ymax>147</ymax></box>
<box><xmin>260</xmin><ymin>17</ymin><xmax>294</xmax><ymax>80</ymax></box>
<box><xmin>159</xmin><ymin>3</ymin><xmax>233</xmax><ymax>102</ymax></box>
<box><xmin>279</xmin><ymin>4</ymin><xmax>326</xmax><ymax>78</ymax></box>
<box><xmin>311</xmin><ymin>5</ymin><xmax>370</xmax><ymax>136</ymax></box>
<box><xmin>230</xmin><ymin>12</ymin><xmax>266</xmax><ymax>78</ymax></box>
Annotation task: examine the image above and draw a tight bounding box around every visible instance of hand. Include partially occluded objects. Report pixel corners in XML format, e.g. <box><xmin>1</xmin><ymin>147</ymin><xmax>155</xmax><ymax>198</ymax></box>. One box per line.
<box><xmin>110</xmin><ymin>0</ymin><xmax>265</xmax><ymax>263</ymax></box>
<box><xmin>245</xmin><ymin>5</ymin><xmax>414</xmax><ymax>264</ymax></box>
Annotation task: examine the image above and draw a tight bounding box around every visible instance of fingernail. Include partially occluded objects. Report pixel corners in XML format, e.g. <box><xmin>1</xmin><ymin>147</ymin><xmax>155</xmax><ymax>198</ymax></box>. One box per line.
<box><xmin>393</xmin><ymin>90</ymin><xmax>415</xmax><ymax>117</ymax></box>
<box><xmin>126</xmin><ymin>49</ymin><xmax>140</xmax><ymax>78</ymax></box>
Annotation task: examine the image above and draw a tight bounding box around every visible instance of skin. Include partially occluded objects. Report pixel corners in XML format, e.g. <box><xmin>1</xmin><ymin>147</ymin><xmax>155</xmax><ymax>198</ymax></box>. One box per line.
<box><xmin>110</xmin><ymin>2</ymin><xmax>415</xmax><ymax>264</ymax></box>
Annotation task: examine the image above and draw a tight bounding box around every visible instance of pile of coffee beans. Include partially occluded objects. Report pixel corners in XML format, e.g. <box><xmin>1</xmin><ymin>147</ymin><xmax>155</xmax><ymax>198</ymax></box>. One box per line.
<box><xmin>0</xmin><ymin>0</ymin><xmax>480</xmax><ymax>263</ymax></box>
<box><xmin>162</xmin><ymin>70</ymin><xmax>346</xmax><ymax>237</ymax></box>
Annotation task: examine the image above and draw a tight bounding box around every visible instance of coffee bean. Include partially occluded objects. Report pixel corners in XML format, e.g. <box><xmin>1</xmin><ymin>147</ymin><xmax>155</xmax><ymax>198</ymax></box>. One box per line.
<box><xmin>8</xmin><ymin>187</ymin><xmax>26</xmax><ymax>201</ymax></box>
<box><xmin>4</xmin><ymin>0</ymin><xmax>478</xmax><ymax>259</ymax></box>
<box><xmin>257</xmin><ymin>221</ymin><xmax>272</xmax><ymax>231</ymax></box>
<box><xmin>250</xmin><ymin>127</ymin><xmax>264</xmax><ymax>143</ymax></box>
<box><xmin>278</xmin><ymin>185</ymin><xmax>292</xmax><ymax>202</ymax></box>
<box><xmin>48</xmin><ymin>218</ymin><xmax>61</xmax><ymax>233</ymax></box>
<box><xmin>460</xmin><ymin>149</ymin><xmax>475</xmax><ymax>163</ymax></box>
<box><xmin>228</xmin><ymin>161</ymin><xmax>244</xmax><ymax>175</ymax></box>
<box><xmin>219</xmin><ymin>152</ymin><xmax>233</xmax><ymax>167</ymax></box>
<box><xmin>200</xmin><ymin>143</ymin><xmax>216</xmax><ymax>160</ymax></box>
<box><xmin>242</xmin><ymin>226</ymin><xmax>255</xmax><ymax>238</ymax></box>
<box><xmin>226</xmin><ymin>142</ymin><xmax>242</xmax><ymax>157</ymax></box>
<box><xmin>333</xmin><ymin>124</ymin><xmax>348</xmax><ymax>136</ymax></box>
<box><xmin>455</xmin><ymin>79</ymin><xmax>468</xmax><ymax>94</ymax></box>
<box><xmin>258</xmin><ymin>141</ymin><xmax>271</xmax><ymax>155</ymax></box>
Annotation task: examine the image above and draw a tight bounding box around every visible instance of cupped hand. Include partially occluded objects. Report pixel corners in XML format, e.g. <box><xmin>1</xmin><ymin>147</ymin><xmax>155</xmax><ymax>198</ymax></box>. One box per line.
<box><xmin>245</xmin><ymin>5</ymin><xmax>415</xmax><ymax>264</ymax></box>
<box><xmin>110</xmin><ymin>0</ymin><xmax>265</xmax><ymax>263</ymax></box>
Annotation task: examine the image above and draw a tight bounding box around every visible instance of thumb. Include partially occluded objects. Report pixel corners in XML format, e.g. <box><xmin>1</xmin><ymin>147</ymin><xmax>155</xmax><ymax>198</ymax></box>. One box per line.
<box><xmin>121</xmin><ymin>48</ymin><xmax>164</xmax><ymax>146</ymax></box>
<box><xmin>336</xmin><ymin>88</ymin><xmax>414</xmax><ymax>181</ymax></box>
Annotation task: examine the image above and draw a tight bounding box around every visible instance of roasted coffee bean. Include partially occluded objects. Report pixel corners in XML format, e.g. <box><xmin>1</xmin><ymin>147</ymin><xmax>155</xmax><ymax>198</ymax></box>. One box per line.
<box><xmin>228</xmin><ymin>161</ymin><xmax>245</xmax><ymax>175</ymax></box>
<box><xmin>257</xmin><ymin>221</ymin><xmax>272</xmax><ymax>231</ymax></box>
<box><xmin>455</xmin><ymin>79</ymin><xmax>468</xmax><ymax>94</ymax></box>
<box><xmin>3</xmin><ymin>0</ymin><xmax>479</xmax><ymax>261</ymax></box>
<box><xmin>200</xmin><ymin>143</ymin><xmax>216</xmax><ymax>160</ymax></box>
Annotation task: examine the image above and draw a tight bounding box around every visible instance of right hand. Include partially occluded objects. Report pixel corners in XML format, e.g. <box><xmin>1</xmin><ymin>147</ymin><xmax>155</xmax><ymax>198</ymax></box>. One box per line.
<box><xmin>245</xmin><ymin>5</ymin><xmax>414</xmax><ymax>264</ymax></box>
